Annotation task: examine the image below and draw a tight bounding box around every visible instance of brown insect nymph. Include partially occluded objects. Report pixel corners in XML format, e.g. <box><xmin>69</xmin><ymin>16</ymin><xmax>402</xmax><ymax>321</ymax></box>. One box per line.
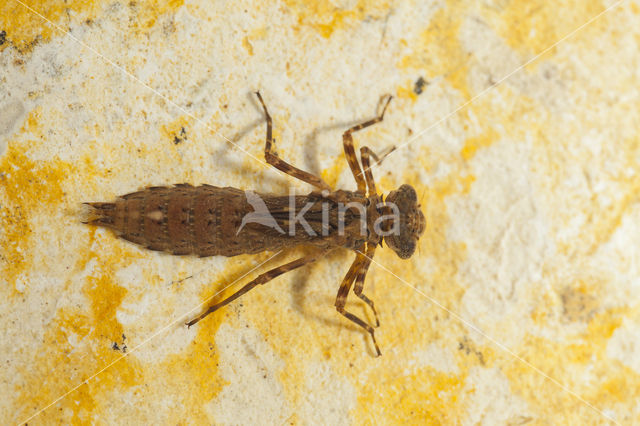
<box><xmin>85</xmin><ymin>92</ymin><xmax>426</xmax><ymax>356</ymax></box>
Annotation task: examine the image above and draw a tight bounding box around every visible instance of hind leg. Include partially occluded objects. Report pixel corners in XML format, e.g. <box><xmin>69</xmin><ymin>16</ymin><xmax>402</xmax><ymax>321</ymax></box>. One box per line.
<box><xmin>187</xmin><ymin>249</ymin><xmax>330</xmax><ymax>326</ymax></box>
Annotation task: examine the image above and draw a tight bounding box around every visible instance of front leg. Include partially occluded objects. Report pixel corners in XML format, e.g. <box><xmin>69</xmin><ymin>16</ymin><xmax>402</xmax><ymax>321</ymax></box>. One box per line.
<box><xmin>255</xmin><ymin>91</ymin><xmax>331</xmax><ymax>191</ymax></box>
<box><xmin>342</xmin><ymin>95</ymin><xmax>392</xmax><ymax>194</ymax></box>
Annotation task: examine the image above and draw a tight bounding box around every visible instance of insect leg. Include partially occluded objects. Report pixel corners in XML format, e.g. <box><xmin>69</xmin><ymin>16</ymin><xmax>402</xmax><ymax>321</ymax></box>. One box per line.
<box><xmin>335</xmin><ymin>253</ymin><xmax>382</xmax><ymax>356</ymax></box>
<box><xmin>359</xmin><ymin>147</ymin><xmax>378</xmax><ymax>196</ymax></box>
<box><xmin>370</xmin><ymin>145</ymin><xmax>396</xmax><ymax>164</ymax></box>
<box><xmin>255</xmin><ymin>91</ymin><xmax>331</xmax><ymax>191</ymax></box>
<box><xmin>360</xmin><ymin>145</ymin><xmax>396</xmax><ymax>196</ymax></box>
<box><xmin>186</xmin><ymin>249</ymin><xmax>329</xmax><ymax>327</ymax></box>
<box><xmin>342</xmin><ymin>95</ymin><xmax>392</xmax><ymax>194</ymax></box>
<box><xmin>353</xmin><ymin>244</ymin><xmax>379</xmax><ymax>327</ymax></box>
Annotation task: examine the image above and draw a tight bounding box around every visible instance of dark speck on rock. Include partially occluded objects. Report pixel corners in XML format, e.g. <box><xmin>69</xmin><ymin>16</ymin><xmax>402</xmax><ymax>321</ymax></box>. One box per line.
<box><xmin>173</xmin><ymin>126</ymin><xmax>187</xmax><ymax>144</ymax></box>
<box><xmin>0</xmin><ymin>31</ymin><xmax>6</xmax><ymax>46</ymax></box>
<box><xmin>413</xmin><ymin>76</ymin><xmax>428</xmax><ymax>95</ymax></box>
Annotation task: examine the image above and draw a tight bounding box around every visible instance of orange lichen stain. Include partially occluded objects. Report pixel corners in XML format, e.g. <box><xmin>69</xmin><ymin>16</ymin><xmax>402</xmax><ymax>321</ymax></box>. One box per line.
<box><xmin>149</xmin><ymin>317</ymin><xmax>227</xmax><ymax>423</ymax></box>
<box><xmin>0</xmin><ymin>143</ymin><xmax>71</xmax><ymax>293</ymax></box>
<box><xmin>530</xmin><ymin>273</ymin><xmax>610</xmax><ymax>329</ymax></box>
<box><xmin>161</xmin><ymin>115</ymin><xmax>194</xmax><ymax>147</ymax></box>
<box><xmin>396</xmin><ymin>81</ymin><xmax>419</xmax><ymax>102</ymax></box>
<box><xmin>127</xmin><ymin>0</ymin><xmax>185</xmax><ymax>33</ymax></box>
<box><xmin>242</xmin><ymin>27</ymin><xmax>268</xmax><ymax>57</ymax></box>
<box><xmin>545</xmin><ymin>135</ymin><xmax>640</xmax><ymax>257</ymax></box>
<box><xmin>399</xmin><ymin>2</ymin><xmax>471</xmax><ymax>100</ymax></box>
<box><xmin>320</xmin><ymin>153</ymin><xmax>347</xmax><ymax>189</ymax></box>
<box><xmin>16</xmin><ymin>238</ymin><xmax>143</xmax><ymax>424</ymax></box>
<box><xmin>460</xmin><ymin>128</ymin><xmax>499</xmax><ymax>161</ymax></box>
<box><xmin>242</xmin><ymin>36</ymin><xmax>254</xmax><ymax>55</ymax></box>
<box><xmin>0</xmin><ymin>0</ymin><xmax>185</xmax><ymax>53</ymax></box>
<box><xmin>558</xmin><ymin>279</ymin><xmax>601</xmax><ymax>324</ymax></box>
<box><xmin>530</xmin><ymin>288</ymin><xmax>560</xmax><ymax>325</ymax></box>
<box><xmin>413</xmin><ymin>171</ymin><xmax>470</xmax><ymax>303</ymax></box>
<box><xmin>357</xmin><ymin>367</ymin><xmax>466</xmax><ymax>424</ymax></box>
<box><xmin>530</xmin><ymin>274</ymin><xmax>604</xmax><ymax>328</ymax></box>
<box><xmin>599</xmin><ymin>364</ymin><xmax>640</xmax><ymax>409</ymax></box>
<box><xmin>0</xmin><ymin>1</ymin><xmax>101</xmax><ymax>52</ymax></box>
<box><xmin>145</xmin><ymin>255</ymin><xmax>282</xmax><ymax>423</ymax></box>
<box><xmin>579</xmin><ymin>178</ymin><xmax>640</xmax><ymax>257</ymax></box>
<box><xmin>282</xmin><ymin>0</ymin><xmax>391</xmax><ymax>38</ymax></box>
<box><xmin>487</xmin><ymin>0</ymin><xmax>607</xmax><ymax>59</ymax></box>
<box><xmin>503</xmin><ymin>307</ymin><xmax>638</xmax><ymax>423</ymax></box>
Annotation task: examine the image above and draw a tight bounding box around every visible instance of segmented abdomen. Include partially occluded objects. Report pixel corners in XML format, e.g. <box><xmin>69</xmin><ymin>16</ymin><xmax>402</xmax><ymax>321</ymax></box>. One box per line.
<box><xmin>86</xmin><ymin>184</ymin><xmax>269</xmax><ymax>257</ymax></box>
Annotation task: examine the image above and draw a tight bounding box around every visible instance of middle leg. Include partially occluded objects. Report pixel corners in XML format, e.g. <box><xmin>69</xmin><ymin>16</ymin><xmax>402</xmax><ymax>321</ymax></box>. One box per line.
<box><xmin>255</xmin><ymin>91</ymin><xmax>331</xmax><ymax>191</ymax></box>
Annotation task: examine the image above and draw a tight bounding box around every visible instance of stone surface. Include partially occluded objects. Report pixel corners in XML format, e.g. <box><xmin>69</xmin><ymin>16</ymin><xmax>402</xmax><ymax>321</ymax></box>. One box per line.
<box><xmin>2</xmin><ymin>0</ymin><xmax>640</xmax><ymax>424</ymax></box>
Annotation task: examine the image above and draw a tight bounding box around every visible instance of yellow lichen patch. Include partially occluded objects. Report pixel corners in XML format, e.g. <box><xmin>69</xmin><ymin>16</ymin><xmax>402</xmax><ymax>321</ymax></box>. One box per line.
<box><xmin>242</xmin><ymin>27</ymin><xmax>268</xmax><ymax>56</ymax></box>
<box><xmin>0</xmin><ymin>143</ymin><xmax>71</xmax><ymax>293</ymax></box>
<box><xmin>84</xmin><ymin>267</ymin><xmax>128</xmax><ymax>343</ymax></box>
<box><xmin>242</xmin><ymin>36</ymin><xmax>254</xmax><ymax>56</ymax></box>
<box><xmin>16</xmin><ymin>239</ymin><xmax>143</xmax><ymax>424</ymax></box>
<box><xmin>460</xmin><ymin>127</ymin><xmax>499</xmax><ymax>161</ymax></box>
<box><xmin>0</xmin><ymin>0</ymin><xmax>101</xmax><ymax>53</ymax></box>
<box><xmin>357</xmin><ymin>366</ymin><xmax>466</xmax><ymax>423</ymax></box>
<box><xmin>578</xmin><ymin>178</ymin><xmax>640</xmax><ymax>257</ymax></box>
<box><xmin>599</xmin><ymin>365</ymin><xmax>640</xmax><ymax>406</ymax></box>
<box><xmin>151</xmin><ymin>325</ymin><xmax>227</xmax><ymax>423</ymax></box>
<box><xmin>161</xmin><ymin>115</ymin><xmax>194</xmax><ymax>147</ymax></box>
<box><xmin>398</xmin><ymin>2</ymin><xmax>471</xmax><ymax>100</ymax></box>
<box><xmin>0</xmin><ymin>0</ymin><xmax>186</xmax><ymax>53</ymax></box>
<box><xmin>150</xmin><ymin>310</ymin><xmax>228</xmax><ymax>423</ymax></box>
<box><xmin>396</xmin><ymin>80</ymin><xmax>419</xmax><ymax>102</ymax></box>
<box><xmin>559</xmin><ymin>279</ymin><xmax>601</xmax><ymax>324</ymax></box>
<box><xmin>146</xmin><ymin>254</ymin><xmax>283</xmax><ymax>422</ymax></box>
<box><xmin>503</xmin><ymin>307</ymin><xmax>638</xmax><ymax>422</ymax></box>
<box><xmin>538</xmin><ymin>134</ymin><xmax>640</xmax><ymax>257</ymax></box>
<box><xmin>530</xmin><ymin>288</ymin><xmax>561</xmax><ymax>325</ymax></box>
<box><xmin>487</xmin><ymin>0</ymin><xmax>606</xmax><ymax>58</ymax></box>
<box><xmin>126</xmin><ymin>0</ymin><xmax>185</xmax><ymax>33</ymax></box>
<box><xmin>529</xmin><ymin>275</ymin><xmax>606</xmax><ymax>328</ymax></box>
<box><xmin>414</xmin><ymin>173</ymin><xmax>471</xmax><ymax>299</ymax></box>
<box><xmin>282</xmin><ymin>0</ymin><xmax>391</xmax><ymax>38</ymax></box>
<box><xmin>320</xmin><ymin>153</ymin><xmax>347</xmax><ymax>189</ymax></box>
